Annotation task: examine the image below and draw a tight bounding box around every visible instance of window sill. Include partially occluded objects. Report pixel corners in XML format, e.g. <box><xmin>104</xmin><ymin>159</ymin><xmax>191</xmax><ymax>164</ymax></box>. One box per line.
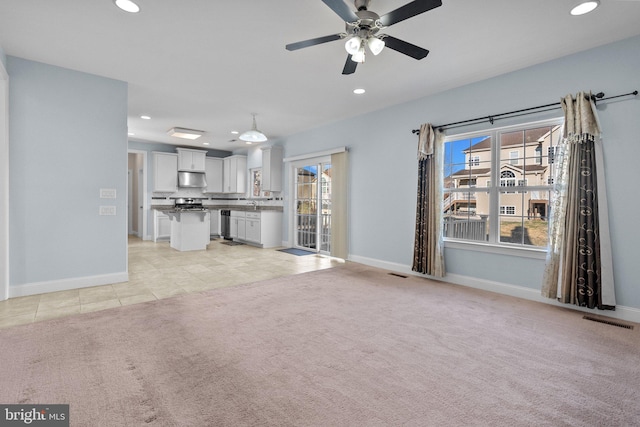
<box><xmin>443</xmin><ymin>239</ymin><xmax>548</xmax><ymax>260</ymax></box>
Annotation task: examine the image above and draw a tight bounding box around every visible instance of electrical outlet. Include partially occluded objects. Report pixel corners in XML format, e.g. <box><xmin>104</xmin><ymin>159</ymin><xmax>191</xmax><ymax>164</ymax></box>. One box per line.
<box><xmin>100</xmin><ymin>188</ymin><xmax>117</xmax><ymax>199</ymax></box>
<box><xmin>99</xmin><ymin>206</ymin><xmax>116</xmax><ymax>216</ymax></box>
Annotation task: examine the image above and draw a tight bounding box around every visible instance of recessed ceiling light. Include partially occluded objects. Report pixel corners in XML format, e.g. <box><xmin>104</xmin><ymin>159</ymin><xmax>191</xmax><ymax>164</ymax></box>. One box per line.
<box><xmin>571</xmin><ymin>1</ymin><xmax>599</xmax><ymax>16</ymax></box>
<box><xmin>353</xmin><ymin>88</ymin><xmax>366</xmax><ymax>95</ymax></box>
<box><xmin>202</xmin><ymin>142</ymin><xmax>210</xmax><ymax>146</ymax></box>
<box><xmin>231</xmin><ymin>131</ymin><xmax>239</xmax><ymax>135</ymax></box>
<box><xmin>128</xmin><ymin>132</ymin><xmax>135</xmax><ymax>136</ymax></box>
<box><xmin>113</xmin><ymin>0</ymin><xmax>140</xmax><ymax>13</ymax></box>
<box><xmin>140</xmin><ymin>115</ymin><xmax>151</xmax><ymax>120</ymax></box>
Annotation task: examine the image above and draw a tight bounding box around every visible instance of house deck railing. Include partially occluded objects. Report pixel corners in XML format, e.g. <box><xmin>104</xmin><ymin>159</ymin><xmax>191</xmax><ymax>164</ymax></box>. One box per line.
<box><xmin>443</xmin><ymin>192</ymin><xmax>477</xmax><ymax>214</ymax></box>
<box><xmin>296</xmin><ymin>213</ymin><xmax>331</xmax><ymax>250</ymax></box>
<box><xmin>443</xmin><ymin>216</ymin><xmax>488</xmax><ymax>241</ymax></box>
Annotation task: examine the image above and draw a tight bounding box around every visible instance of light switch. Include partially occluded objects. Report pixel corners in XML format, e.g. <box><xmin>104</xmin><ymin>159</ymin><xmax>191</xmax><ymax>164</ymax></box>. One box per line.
<box><xmin>100</xmin><ymin>188</ymin><xmax>117</xmax><ymax>199</ymax></box>
<box><xmin>99</xmin><ymin>206</ymin><xmax>116</xmax><ymax>216</ymax></box>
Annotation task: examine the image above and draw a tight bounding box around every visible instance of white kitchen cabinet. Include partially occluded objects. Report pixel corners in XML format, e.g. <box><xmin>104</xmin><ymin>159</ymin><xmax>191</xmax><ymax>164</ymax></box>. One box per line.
<box><xmin>245</xmin><ymin>212</ymin><xmax>261</xmax><ymax>244</ymax></box>
<box><xmin>230</xmin><ymin>211</ymin><xmax>246</xmax><ymax>240</ymax></box>
<box><xmin>223</xmin><ymin>155</ymin><xmax>247</xmax><ymax>193</ymax></box>
<box><xmin>261</xmin><ymin>146</ymin><xmax>283</xmax><ymax>192</ymax></box>
<box><xmin>153</xmin><ymin>210</ymin><xmax>171</xmax><ymax>242</ymax></box>
<box><xmin>177</xmin><ymin>148</ymin><xmax>207</xmax><ymax>172</ymax></box>
<box><xmin>230</xmin><ymin>210</ymin><xmax>282</xmax><ymax>248</ymax></box>
<box><xmin>153</xmin><ymin>152</ymin><xmax>178</xmax><ymax>192</ymax></box>
<box><xmin>204</xmin><ymin>157</ymin><xmax>223</xmax><ymax>193</ymax></box>
<box><xmin>168</xmin><ymin>211</ymin><xmax>210</xmax><ymax>252</ymax></box>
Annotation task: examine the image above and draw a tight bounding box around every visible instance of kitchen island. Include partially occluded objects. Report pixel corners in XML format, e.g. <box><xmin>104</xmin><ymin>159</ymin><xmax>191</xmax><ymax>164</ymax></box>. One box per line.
<box><xmin>166</xmin><ymin>210</ymin><xmax>210</xmax><ymax>251</ymax></box>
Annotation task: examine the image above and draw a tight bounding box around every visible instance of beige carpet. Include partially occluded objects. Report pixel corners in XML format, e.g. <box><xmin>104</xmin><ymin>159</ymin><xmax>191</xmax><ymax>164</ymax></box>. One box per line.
<box><xmin>1</xmin><ymin>263</ymin><xmax>639</xmax><ymax>426</ymax></box>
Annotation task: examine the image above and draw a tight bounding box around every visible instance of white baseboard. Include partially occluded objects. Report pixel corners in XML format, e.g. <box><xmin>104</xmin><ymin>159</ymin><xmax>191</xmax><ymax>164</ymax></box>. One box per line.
<box><xmin>9</xmin><ymin>272</ymin><xmax>129</xmax><ymax>298</ymax></box>
<box><xmin>348</xmin><ymin>254</ymin><xmax>640</xmax><ymax>324</ymax></box>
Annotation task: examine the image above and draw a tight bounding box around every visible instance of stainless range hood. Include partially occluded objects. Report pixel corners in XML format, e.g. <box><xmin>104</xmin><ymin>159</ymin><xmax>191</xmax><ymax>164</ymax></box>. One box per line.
<box><xmin>178</xmin><ymin>171</ymin><xmax>207</xmax><ymax>188</ymax></box>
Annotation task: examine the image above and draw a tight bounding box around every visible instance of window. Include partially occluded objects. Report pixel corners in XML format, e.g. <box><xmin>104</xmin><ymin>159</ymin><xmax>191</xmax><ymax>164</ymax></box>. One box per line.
<box><xmin>509</xmin><ymin>151</ymin><xmax>519</xmax><ymax>165</ymax></box>
<box><xmin>500</xmin><ymin>206</ymin><xmax>516</xmax><ymax>215</ymax></box>
<box><xmin>548</xmin><ymin>146</ymin><xmax>556</xmax><ymax>164</ymax></box>
<box><xmin>535</xmin><ymin>145</ymin><xmax>543</xmax><ymax>165</ymax></box>
<box><xmin>442</xmin><ymin>119</ymin><xmax>562</xmax><ymax>248</ymax></box>
<box><xmin>500</xmin><ymin>171</ymin><xmax>516</xmax><ymax>187</ymax></box>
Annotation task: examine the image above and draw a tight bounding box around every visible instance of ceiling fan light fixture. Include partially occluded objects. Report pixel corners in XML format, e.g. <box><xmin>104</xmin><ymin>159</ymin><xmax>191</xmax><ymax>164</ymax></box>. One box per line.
<box><xmin>239</xmin><ymin>114</ymin><xmax>268</xmax><ymax>143</ymax></box>
<box><xmin>167</xmin><ymin>127</ymin><xmax>205</xmax><ymax>140</ymax></box>
<box><xmin>352</xmin><ymin>47</ymin><xmax>366</xmax><ymax>63</ymax></box>
<box><xmin>570</xmin><ymin>1</ymin><xmax>599</xmax><ymax>15</ymax></box>
<box><xmin>345</xmin><ymin>36</ymin><xmax>363</xmax><ymax>55</ymax></box>
<box><xmin>113</xmin><ymin>0</ymin><xmax>140</xmax><ymax>13</ymax></box>
<box><xmin>367</xmin><ymin>37</ymin><xmax>385</xmax><ymax>55</ymax></box>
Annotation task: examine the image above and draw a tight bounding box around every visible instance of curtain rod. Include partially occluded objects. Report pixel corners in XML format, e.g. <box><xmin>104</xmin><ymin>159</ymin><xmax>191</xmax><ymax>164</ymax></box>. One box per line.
<box><xmin>411</xmin><ymin>90</ymin><xmax>638</xmax><ymax>134</ymax></box>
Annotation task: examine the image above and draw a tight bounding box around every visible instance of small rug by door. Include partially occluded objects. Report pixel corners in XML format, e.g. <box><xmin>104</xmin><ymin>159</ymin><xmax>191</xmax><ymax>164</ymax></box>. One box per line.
<box><xmin>278</xmin><ymin>248</ymin><xmax>315</xmax><ymax>256</ymax></box>
<box><xmin>221</xmin><ymin>241</ymin><xmax>244</xmax><ymax>246</ymax></box>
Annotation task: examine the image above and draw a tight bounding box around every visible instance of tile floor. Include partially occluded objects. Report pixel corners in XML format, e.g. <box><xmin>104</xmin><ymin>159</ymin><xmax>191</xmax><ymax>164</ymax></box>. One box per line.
<box><xmin>0</xmin><ymin>236</ymin><xmax>341</xmax><ymax>329</ymax></box>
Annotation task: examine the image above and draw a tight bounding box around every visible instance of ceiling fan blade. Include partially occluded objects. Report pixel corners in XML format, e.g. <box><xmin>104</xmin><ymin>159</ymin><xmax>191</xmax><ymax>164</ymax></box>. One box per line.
<box><xmin>321</xmin><ymin>0</ymin><xmax>358</xmax><ymax>22</ymax></box>
<box><xmin>379</xmin><ymin>0</ymin><xmax>442</xmax><ymax>27</ymax></box>
<box><xmin>342</xmin><ymin>55</ymin><xmax>357</xmax><ymax>75</ymax></box>
<box><xmin>286</xmin><ymin>34</ymin><xmax>343</xmax><ymax>51</ymax></box>
<box><xmin>383</xmin><ymin>35</ymin><xmax>429</xmax><ymax>60</ymax></box>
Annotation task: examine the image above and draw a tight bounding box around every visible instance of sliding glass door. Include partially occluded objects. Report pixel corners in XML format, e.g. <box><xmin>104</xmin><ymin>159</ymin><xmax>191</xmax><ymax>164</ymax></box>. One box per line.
<box><xmin>294</xmin><ymin>162</ymin><xmax>332</xmax><ymax>254</ymax></box>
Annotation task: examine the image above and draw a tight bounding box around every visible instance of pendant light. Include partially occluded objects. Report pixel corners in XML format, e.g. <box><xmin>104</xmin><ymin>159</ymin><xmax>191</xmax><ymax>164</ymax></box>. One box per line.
<box><xmin>239</xmin><ymin>114</ymin><xmax>268</xmax><ymax>143</ymax></box>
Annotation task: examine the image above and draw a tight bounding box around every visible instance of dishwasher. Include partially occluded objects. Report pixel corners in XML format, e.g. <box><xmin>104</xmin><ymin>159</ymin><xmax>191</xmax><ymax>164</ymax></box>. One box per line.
<box><xmin>220</xmin><ymin>210</ymin><xmax>231</xmax><ymax>240</ymax></box>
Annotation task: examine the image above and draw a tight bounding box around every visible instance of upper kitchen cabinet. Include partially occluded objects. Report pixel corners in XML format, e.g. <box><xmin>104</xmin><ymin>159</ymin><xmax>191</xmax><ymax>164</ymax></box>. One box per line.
<box><xmin>176</xmin><ymin>148</ymin><xmax>207</xmax><ymax>172</ymax></box>
<box><xmin>223</xmin><ymin>155</ymin><xmax>247</xmax><ymax>194</ymax></box>
<box><xmin>204</xmin><ymin>157</ymin><xmax>223</xmax><ymax>193</ymax></box>
<box><xmin>261</xmin><ymin>145</ymin><xmax>283</xmax><ymax>192</ymax></box>
<box><xmin>153</xmin><ymin>152</ymin><xmax>178</xmax><ymax>192</ymax></box>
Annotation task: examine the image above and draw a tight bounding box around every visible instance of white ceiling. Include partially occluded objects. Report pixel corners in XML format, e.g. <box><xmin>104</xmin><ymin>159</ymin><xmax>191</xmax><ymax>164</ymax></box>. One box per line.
<box><xmin>1</xmin><ymin>0</ymin><xmax>640</xmax><ymax>152</ymax></box>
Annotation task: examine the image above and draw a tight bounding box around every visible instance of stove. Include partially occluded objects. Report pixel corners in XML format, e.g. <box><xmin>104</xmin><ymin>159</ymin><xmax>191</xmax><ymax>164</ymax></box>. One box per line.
<box><xmin>173</xmin><ymin>198</ymin><xmax>207</xmax><ymax>212</ymax></box>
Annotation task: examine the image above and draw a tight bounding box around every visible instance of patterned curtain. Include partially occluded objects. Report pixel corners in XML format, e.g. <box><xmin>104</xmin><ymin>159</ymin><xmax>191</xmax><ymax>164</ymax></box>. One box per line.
<box><xmin>412</xmin><ymin>124</ymin><xmax>445</xmax><ymax>277</ymax></box>
<box><xmin>541</xmin><ymin>92</ymin><xmax>615</xmax><ymax>309</ymax></box>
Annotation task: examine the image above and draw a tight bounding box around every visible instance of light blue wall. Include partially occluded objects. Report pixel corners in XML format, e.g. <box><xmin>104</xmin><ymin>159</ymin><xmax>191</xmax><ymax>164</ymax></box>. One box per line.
<box><xmin>8</xmin><ymin>56</ymin><xmax>128</xmax><ymax>287</ymax></box>
<box><xmin>278</xmin><ymin>35</ymin><xmax>640</xmax><ymax>310</ymax></box>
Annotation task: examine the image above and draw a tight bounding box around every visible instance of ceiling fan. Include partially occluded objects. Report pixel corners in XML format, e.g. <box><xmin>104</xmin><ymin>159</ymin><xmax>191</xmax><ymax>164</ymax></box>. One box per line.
<box><xmin>285</xmin><ymin>0</ymin><xmax>442</xmax><ymax>75</ymax></box>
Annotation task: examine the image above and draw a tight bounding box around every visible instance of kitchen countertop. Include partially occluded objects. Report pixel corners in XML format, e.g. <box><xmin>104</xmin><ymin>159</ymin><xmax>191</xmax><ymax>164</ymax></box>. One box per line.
<box><xmin>151</xmin><ymin>205</ymin><xmax>283</xmax><ymax>212</ymax></box>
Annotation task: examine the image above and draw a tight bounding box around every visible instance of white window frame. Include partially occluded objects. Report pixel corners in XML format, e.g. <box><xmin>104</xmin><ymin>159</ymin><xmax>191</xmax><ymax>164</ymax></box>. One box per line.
<box><xmin>468</xmin><ymin>155</ymin><xmax>480</xmax><ymax>167</ymax></box>
<box><xmin>500</xmin><ymin>206</ymin><xmax>516</xmax><ymax>215</ymax></box>
<box><xmin>500</xmin><ymin>170</ymin><xmax>516</xmax><ymax>187</ymax></box>
<box><xmin>442</xmin><ymin>117</ymin><xmax>562</xmax><ymax>255</ymax></box>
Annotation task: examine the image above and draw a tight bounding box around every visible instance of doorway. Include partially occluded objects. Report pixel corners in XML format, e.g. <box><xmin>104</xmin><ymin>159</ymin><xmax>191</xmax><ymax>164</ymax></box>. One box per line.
<box><xmin>293</xmin><ymin>161</ymin><xmax>332</xmax><ymax>254</ymax></box>
<box><xmin>127</xmin><ymin>150</ymin><xmax>147</xmax><ymax>240</ymax></box>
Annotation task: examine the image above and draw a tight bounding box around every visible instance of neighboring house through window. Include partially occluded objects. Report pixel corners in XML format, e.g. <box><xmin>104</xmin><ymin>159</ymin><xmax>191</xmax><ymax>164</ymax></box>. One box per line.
<box><xmin>442</xmin><ymin>119</ymin><xmax>562</xmax><ymax>247</ymax></box>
